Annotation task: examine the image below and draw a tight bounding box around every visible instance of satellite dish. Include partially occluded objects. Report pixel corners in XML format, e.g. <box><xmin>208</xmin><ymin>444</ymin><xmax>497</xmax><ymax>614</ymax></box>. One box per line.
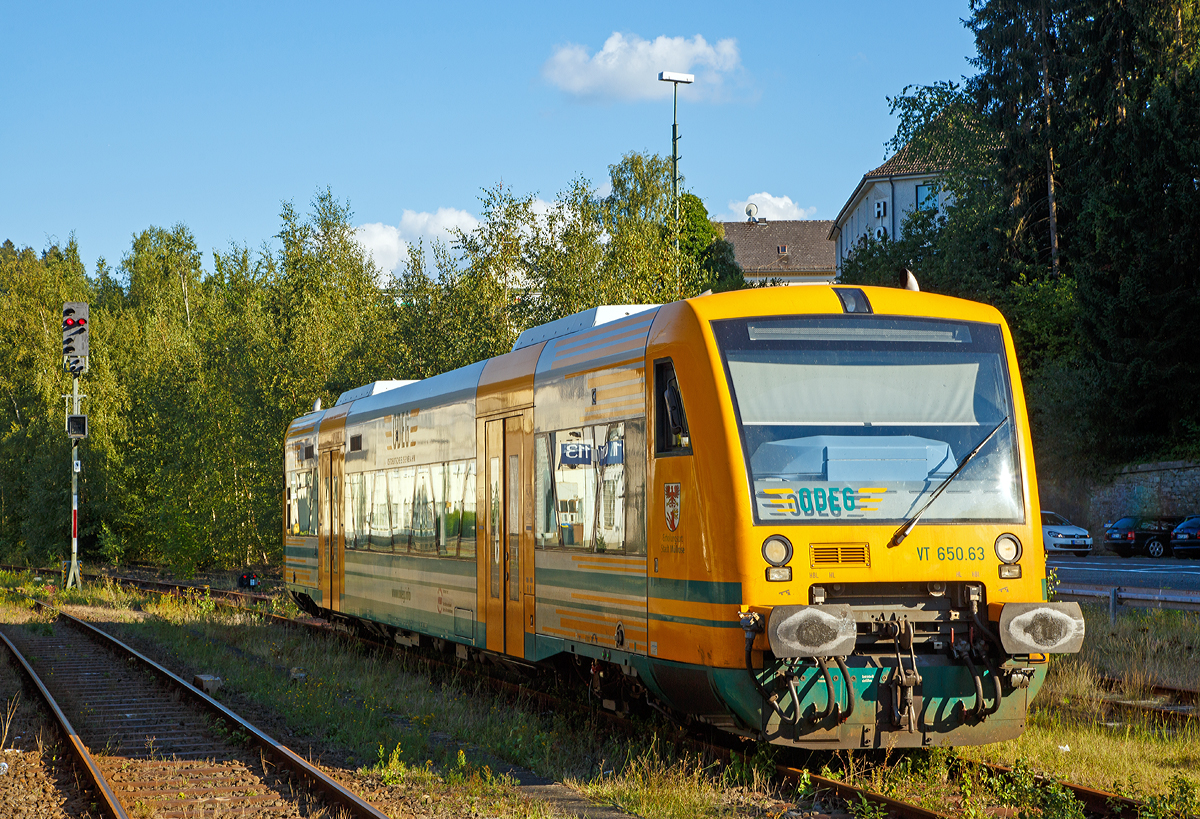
<box><xmin>745</xmin><ymin>202</ymin><xmax>758</xmax><ymax>221</ymax></box>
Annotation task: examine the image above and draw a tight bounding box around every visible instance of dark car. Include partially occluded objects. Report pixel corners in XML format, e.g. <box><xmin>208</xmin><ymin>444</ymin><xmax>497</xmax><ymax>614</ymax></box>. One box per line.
<box><xmin>1106</xmin><ymin>515</ymin><xmax>1188</xmax><ymax>558</ymax></box>
<box><xmin>1170</xmin><ymin>516</ymin><xmax>1200</xmax><ymax>558</ymax></box>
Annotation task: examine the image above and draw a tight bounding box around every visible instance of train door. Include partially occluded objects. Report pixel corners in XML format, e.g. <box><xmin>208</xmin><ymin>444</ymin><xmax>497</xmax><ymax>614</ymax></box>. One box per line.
<box><xmin>319</xmin><ymin>449</ymin><xmax>345</xmax><ymax>613</ymax></box>
<box><xmin>484</xmin><ymin>415</ymin><xmax>527</xmax><ymax>656</ymax></box>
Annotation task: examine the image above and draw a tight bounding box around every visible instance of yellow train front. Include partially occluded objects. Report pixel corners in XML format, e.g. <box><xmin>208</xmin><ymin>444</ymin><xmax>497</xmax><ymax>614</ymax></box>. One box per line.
<box><xmin>283</xmin><ymin>284</ymin><xmax>1084</xmax><ymax>749</ymax></box>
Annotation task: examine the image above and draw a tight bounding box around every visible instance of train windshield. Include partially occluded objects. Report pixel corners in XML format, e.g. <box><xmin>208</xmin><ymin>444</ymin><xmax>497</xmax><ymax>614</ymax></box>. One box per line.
<box><xmin>712</xmin><ymin>315</ymin><xmax>1024</xmax><ymax>525</ymax></box>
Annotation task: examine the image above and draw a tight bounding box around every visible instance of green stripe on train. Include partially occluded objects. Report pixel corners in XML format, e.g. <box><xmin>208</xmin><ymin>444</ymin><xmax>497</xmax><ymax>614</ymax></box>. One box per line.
<box><xmin>343</xmin><ymin>549</ymin><xmax>477</xmax><ymax>576</ymax></box>
<box><xmin>648</xmin><ymin>611</ymin><xmax>742</xmax><ymax>628</ymax></box>
<box><xmin>532</xmin><ymin>569</ymin><xmax>740</xmax><ymax>606</ymax></box>
<box><xmin>536</xmin><ymin>596</ymin><xmax>646</xmax><ymax>618</ymax></box>
<box><xmin>649</xmin><ymin>577</ymin><xmax>741</xmax><ymax>606</ymax></box>
<box><xmin>537</xmin><ymin>568</ymin><xmax>646</xmax><ymax>597</ymax></box>
<box><xmin>342</xmin><ymin>566</ymin><xmax>475</xmax><ymax>594</ymax></box>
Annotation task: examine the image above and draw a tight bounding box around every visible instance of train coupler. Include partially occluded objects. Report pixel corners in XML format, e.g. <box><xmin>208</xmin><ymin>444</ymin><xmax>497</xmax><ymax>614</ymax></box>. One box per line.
<box><xmin>888</xmin><ymin>619</ymin><xmax>923</xmax><ymax>732</ymax></box>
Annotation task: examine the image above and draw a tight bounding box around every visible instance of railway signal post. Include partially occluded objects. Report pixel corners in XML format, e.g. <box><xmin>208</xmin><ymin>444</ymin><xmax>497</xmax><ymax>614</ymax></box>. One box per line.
<box><xmin>62</xmin><ymin>302</ymin><xmax>90</xmax><ymax>589</ymax></box>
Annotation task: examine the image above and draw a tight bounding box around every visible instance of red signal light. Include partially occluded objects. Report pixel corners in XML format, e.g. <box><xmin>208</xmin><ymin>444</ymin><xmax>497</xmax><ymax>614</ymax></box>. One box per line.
<box><xmin>64</xmin><ymin>318</ymin><xmax>76</xmax><ymax>326</ymax></box>
<box><xmin>78</xmin><ymin>318</ymin><xmax>86</xmax><ymax>326</ymax></box>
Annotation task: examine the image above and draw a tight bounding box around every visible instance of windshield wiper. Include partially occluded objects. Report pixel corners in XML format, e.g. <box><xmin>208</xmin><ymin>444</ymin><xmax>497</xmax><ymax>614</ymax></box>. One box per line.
<box><xmin>886</xmin><ymin>416</ymin><xmax>1010</xmax><ymax>550</ymax></box>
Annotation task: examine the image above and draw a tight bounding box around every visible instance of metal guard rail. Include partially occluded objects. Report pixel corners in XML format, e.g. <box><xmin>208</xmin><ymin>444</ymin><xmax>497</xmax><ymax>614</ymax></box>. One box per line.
<box><xmin>1055</xmin><ymin>583</ymin><xmax>1200</xmax><ymax>616</ymax></box>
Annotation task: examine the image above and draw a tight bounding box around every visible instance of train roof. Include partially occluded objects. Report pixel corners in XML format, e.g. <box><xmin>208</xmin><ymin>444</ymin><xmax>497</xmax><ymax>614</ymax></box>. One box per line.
<box><xmin>510</xmin><ymin>304</ymin><xmax>658</xmax><ymax>352</ymax></box>
<box><xmin>334</xmin><ymin>380</ymin><xmax>419</xmax><ymax>407</ymax></box>
<box><xmin>339</xmin><ymin>360</ymin><xmax>488</xmax><ymax>421</ymax></box>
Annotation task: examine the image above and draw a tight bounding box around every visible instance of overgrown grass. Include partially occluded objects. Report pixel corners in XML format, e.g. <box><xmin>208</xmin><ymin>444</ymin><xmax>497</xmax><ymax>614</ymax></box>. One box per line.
<box><xmin>963</xmin><ymin>703</ymin><xmax>1200</xmax><ymax>794</ymax></box>
<box><xmin>361</xmin><ymin>744</ymin><xmax>560</xmax><ymax>818</ymax></box>
<box><xmin>957</xmin><ymin>602</ymin><xmax>1200</xmax><ymax>802</ymax></box>
<box><xmin>1069</xmin><ymin>602</ymin><xmax>1200</xmax><ymax>690</ymax></box>
<box><xmin>3</xmin><ymin>590</ymin><xmax>791</xmax><ymax>819</ymax></box>
<box><xmin>7</xmin><ymin>580</ymin><xmax>1199</xmax><ymax>817</ymax></box>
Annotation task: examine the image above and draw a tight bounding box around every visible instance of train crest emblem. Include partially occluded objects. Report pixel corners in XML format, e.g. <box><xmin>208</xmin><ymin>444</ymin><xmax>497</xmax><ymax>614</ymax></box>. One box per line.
<box><xmin>664</xmin><ymin>483</ymin><xmax>681</xmax><ymax>531</ymax></box>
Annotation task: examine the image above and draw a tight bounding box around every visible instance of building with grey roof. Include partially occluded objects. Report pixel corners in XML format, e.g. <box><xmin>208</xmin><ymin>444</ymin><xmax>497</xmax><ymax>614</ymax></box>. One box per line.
<box><xmin>718</xmin><ymin>220</ymin><xmax>836</xmax><ymax>285</ymax></box>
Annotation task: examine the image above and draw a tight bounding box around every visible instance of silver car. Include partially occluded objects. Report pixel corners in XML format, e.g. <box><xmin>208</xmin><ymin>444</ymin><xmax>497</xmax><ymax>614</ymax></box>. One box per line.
<box><xmin>1042</xmin><ymin>511</ymin><xmax>1092</xmax><ymax>556</ymax></box>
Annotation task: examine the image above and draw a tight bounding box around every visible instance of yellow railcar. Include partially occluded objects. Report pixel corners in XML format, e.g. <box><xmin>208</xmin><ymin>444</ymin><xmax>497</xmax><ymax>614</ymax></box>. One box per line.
<box><xmin>284</xmin><ymin>284</ymin><xmax>1084</xmax><ymax>748</ymax></box>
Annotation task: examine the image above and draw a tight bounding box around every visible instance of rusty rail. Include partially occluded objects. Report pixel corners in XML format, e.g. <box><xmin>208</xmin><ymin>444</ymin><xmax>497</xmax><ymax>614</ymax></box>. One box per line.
<box><xmin>978</xmin><ymin>761</ymin><xmax>1141</xmax><ymax>817</ymax></box>
<box><xmin>778</xmin><ymin>765</ymin><xmax>953</xmax><ymax>818</ymax></box>
<box><xmin>22</xmin><ymin>598</ymin><xmax>391</xmax><ymax>819</ymax></box>
<box><xmin>0</xmin><ymin>563</ymin><xmax>273</xmax><ymax>606</ymax></box>
<box><xmin>0</xmin><ymin>629</ymin><xmax>130</xmax><ymax>819</ymax></box>
<box><xmin>28</xmin><ymin>568</ymin><xmax>1159</xmax><ymax>817</ymax></box>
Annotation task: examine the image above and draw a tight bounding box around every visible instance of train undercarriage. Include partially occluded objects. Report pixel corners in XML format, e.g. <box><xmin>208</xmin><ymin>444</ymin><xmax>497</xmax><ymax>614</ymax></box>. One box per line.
<box><xmin>292</xmin><ymin>580</ymin><xmax>1081</xmax><ymax>749</ymax></box>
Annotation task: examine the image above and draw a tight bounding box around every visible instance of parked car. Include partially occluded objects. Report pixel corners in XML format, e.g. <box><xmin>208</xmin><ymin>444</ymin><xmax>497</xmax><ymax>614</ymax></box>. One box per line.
<box><xmin>1041</xmin><ymin>511</ymin><xmax>1093</xmax><ymax>557</ymax></box>
<box><xmin>1169</xmin><ymin>515</ymin><xmax>1200</xmax><ymax>558</ymax></box>
<box><xmin>1105</xmin><ymin>515</ymin><xmax>1188</xmax><ymax>558</ymax></box>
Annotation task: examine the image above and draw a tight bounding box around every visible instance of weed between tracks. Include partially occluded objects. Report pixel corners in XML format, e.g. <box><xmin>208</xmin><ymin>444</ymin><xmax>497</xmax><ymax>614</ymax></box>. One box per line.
<box><xmin>956</xmin><ymin>602</ymin><xmax>1200</xmax><ymax>813</ymax></box>
<box><xmin>4</xmin><ymin>571</ymin><xmax>1200</xmax><ymax>818</ymax></box>
<box><xmin>0</xmin><ymin>574</ymin><xmax>782</xmax><ymax>818</ymax></box>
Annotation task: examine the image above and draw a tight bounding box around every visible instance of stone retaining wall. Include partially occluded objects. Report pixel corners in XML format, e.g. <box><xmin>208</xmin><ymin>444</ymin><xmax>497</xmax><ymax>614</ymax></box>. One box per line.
<box><xmin>1088</xmin><ymin>460</ymin><xmax>1200</xmax><ymax>526</ymax></box>
<box><xmin>1038</xmin><ymin>460</ymin><xmax>1200</xmax><ymax>549</ymax></box>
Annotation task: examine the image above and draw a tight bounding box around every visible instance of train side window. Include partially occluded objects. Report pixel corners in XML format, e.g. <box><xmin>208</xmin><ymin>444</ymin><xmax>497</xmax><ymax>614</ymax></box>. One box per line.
<box><xmin>655</xmin><ymin>359</ymin><xmax>692</xmax><ymax>455</ymax></box>
<box><xmin>389</xmin><ymin>467</ymin><xmax>416</xmax><ymax>552</ymax></box>
<box><xmin>346</xmin><ymin>471</ymin><xmax>366</xmax><ymax>550</ymax></box>
<box><xmin>623</xmin><ymin>419</ymin><xmax>647</xmax><ymax>555</ymax></box>
<box><xmin>534</xmin><ymin>435</ymin><xmax>557</xmax><ymax>548</ymax></box>
<box><xmin>302</xmin><ymin>470</ymin><xmax>316</xmax><ymax>534</ymax></box>
<box><xmin>369</xmin><ymin>469</ymin><xmax>390</xmax><ymax>549</ymax></box>
<box><xmin>412</xmin><ymin>466</ymin><xmax>438</xmax><ymax>553</ymax></box>
<box><xmin>545</xmin><ymin>424</ymin><xmax>627</xmax><ymax>552</ymax></box>
<box><xmin>457</xmin><ymin>460</ymin><xmax>477</xmax><ymax>559</ymax></box>
<box><xmin>287</xmin><ymin>469</ymin><xmax>317</xmax><ymax>536</ymax></box>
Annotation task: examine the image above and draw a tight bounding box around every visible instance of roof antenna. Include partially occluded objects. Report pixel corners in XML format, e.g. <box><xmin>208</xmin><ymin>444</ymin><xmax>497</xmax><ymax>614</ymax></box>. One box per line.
<box><xmin>904</xmin><ymin>269</ymin><xmax>920</xmax><ymax>291</ymax></box>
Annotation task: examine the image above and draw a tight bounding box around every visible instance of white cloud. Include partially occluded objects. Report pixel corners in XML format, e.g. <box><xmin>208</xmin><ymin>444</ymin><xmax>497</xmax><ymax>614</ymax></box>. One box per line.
<box><xmin>721</xmin><ymin>192</ymin><xmax>818</xmax><ymax>223</ymax></box>
<box><xmin>356</xmin><ymin>207</ymin><xmax>479</xmax><ymax>274</ymax></box>
<box><xmin>543</xmin><ymin>32</ymin><xmax>741</xmax><ymax>101</ymax></box>
<box><xmin>355</xmin><ymin>223</ymin><xmax>407</xmax><ymax>276</ymax></box>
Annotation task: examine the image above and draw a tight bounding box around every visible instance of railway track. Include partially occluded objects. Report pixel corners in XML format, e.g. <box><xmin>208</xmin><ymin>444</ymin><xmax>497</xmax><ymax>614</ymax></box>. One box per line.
<box><xmin>5</xmin><ymin>568</ymin><xmax>1166</xmax><ymax>818</ymax></box>
<box><xmin>0</xmin><ymin>598</ymin><xmax>388</xmax><ymax>819</ymax></box>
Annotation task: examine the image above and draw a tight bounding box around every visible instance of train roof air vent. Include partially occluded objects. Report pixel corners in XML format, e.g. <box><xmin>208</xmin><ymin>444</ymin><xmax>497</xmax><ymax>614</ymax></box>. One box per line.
<box><xmin>834</xmin><ymin>288</ymin><xmax>872</xmax><ymax>314</ymax></box>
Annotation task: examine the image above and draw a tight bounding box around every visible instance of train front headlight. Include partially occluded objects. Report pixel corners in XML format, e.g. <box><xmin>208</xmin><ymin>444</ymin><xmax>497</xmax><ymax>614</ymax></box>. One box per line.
<box><xmin>994</xmin><ymin>534</ymin><xmax>1022</xmax><ymax>563</ymax></box>
<box><xmin>762</xmin><ymin>535</ymin><xmax>793</xmax><ymax>567</ymax></box>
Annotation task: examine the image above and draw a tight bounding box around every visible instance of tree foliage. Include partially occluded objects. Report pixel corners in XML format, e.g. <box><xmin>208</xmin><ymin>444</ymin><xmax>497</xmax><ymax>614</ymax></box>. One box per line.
<box><xmin>0</xmin><ymin>154</ymin><xmax>742</xmax><ymax>570</ymax></box>
<box><xmin>842</xmin><ymin>0</ymin><xmax>1200</xmax><ymax>473</ymax></box>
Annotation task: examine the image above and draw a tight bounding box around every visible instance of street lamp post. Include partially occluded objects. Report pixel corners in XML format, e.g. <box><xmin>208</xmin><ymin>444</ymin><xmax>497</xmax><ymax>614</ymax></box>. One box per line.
<box><xmin>658</xmin><ymin>71</ymin><xmax>694</xmax><ymax>292</ymax></box>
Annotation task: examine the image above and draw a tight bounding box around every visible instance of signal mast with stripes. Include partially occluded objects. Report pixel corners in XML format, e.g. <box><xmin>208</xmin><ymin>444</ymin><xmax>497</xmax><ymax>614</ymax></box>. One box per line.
<box><xmin>62</xmin><ymin>302</ymin><xmax>89</xmax><ymax>588</ymax></box>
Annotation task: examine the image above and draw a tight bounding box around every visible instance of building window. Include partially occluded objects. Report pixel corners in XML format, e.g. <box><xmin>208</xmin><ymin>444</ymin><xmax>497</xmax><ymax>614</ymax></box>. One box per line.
<box><xmin>777</xmin><ymin>244</ymin><xmax>788</xmax><ymax>254</ymax></box>
<box><xmin>916</xmin><ymin>183</ymin><xmax>938</xmax><ymax>210</ymax></box>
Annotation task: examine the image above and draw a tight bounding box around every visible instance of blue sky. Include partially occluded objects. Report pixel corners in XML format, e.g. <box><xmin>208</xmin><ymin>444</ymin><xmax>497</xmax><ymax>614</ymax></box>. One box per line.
<box><xmin>1</xmin><ymin>2</ymin><xmax>977</xmax><ymax>277</ymax></box>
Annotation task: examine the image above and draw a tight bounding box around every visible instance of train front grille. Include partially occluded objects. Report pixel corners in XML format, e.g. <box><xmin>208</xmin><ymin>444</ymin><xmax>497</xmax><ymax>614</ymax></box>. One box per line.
<box><xmin>810</xmin><ymin>543</ymin><xmax>870</xmax><ymax>567</ymax></box>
